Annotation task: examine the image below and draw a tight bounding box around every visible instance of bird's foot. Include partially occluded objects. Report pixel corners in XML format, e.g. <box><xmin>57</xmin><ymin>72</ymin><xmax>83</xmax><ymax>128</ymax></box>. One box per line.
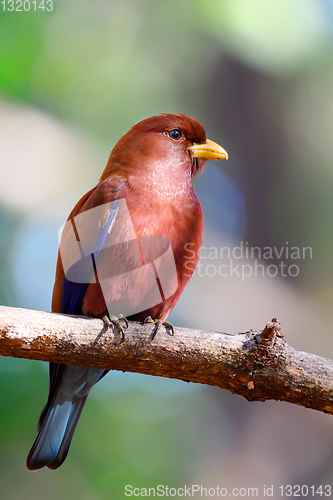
<box><xmin>102</xmin><ymin>314</ymin><xmax>128</xmax><ymax>342</ymax></box>
<box><xmin>143</xmin><ymin>316</ymin><xmax>174</xmax><ymax>341</ymax></box>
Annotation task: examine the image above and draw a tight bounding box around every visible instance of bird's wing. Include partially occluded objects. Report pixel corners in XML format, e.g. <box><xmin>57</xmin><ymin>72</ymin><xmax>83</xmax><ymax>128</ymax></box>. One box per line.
<box><xmin>52</xmin><ymin>176</ymin><xmax>129</xmax><ymax>316</ymax></box>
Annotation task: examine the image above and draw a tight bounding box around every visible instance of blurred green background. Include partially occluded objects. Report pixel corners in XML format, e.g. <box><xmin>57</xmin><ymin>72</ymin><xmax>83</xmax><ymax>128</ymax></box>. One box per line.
<box><xmin>1</xmin><ymin>0</ymin><xmax>333</xmax><ymax>498</ymax></box>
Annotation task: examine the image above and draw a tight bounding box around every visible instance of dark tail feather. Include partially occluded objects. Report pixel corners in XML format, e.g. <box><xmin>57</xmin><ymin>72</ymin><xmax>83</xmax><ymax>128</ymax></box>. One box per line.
<box><xmin>27</xmin><ymin>364</ymin><xmax>105</xmax><ymax>470</ymax></box>
<box><xmin>26</xmin><ymin>388</ymin><xmax>88</xmax><ymax>470</ymax></box>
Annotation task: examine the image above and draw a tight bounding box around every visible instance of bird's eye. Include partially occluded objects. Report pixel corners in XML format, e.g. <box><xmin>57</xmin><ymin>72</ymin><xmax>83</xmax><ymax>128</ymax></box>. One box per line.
<box><xmin>168</xmin><ymin>129</ymin><xmax>182</xmax><ymax>141</ymax></box>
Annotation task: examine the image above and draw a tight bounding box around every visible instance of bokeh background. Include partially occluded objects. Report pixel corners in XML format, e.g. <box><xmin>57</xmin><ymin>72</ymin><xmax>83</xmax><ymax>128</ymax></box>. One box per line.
<box><xmin>1</xmin><ymin>0</ymin><xmax>333</xmax><ymax>498</ymax></box>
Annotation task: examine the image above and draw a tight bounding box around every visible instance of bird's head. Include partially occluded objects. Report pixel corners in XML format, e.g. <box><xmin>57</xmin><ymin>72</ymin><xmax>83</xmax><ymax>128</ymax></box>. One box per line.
<box><xmin>101</xmin><ymin>113</ymin><xmax>228</xmax><ymax>182</ymax></box>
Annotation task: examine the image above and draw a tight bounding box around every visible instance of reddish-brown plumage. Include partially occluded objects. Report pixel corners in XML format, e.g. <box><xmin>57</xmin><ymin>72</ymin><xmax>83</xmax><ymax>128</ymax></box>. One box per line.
<box><xmin>53</xmin><ymin>114</ymin><xmax>223</xmax><ymax>320</ymax></box>
<box><xmin>27</xmin><ymin>113</ymin><xmax>227</xmax><ymax>471</ymax></box>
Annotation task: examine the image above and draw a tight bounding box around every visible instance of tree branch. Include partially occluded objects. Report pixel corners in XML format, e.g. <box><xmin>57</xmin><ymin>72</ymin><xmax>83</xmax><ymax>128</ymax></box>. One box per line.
<box><xmin>0</xmin><ymin>305</ymin><xmax>332</xmax><ymax>414</ymax></box>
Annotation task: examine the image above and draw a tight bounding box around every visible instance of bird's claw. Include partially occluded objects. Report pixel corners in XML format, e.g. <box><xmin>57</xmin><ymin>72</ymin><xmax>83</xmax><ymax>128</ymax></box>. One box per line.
<box><xmin>102</xmin><ymin>314</ymin><xmax>128</xmax><ymax>341</ymax></box>
<box><xmin>143</xmin><ymin>316</ymin><xmax>174</xmax><ymax>341</ymax></box>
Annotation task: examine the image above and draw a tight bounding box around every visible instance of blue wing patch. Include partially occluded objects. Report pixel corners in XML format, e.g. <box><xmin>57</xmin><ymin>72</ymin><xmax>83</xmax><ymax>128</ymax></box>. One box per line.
<box><xmin>60</xmin><ymin>200</ymin><xmax>120</xmax><ymax>314</ymax></box>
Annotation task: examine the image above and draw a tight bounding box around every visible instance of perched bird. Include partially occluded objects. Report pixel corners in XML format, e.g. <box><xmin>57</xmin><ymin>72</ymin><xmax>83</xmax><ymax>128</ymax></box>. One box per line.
<box><xmin>26</xmin><ymin>113</ymin><xmax>228</xmax><ymax>470</ymax></box>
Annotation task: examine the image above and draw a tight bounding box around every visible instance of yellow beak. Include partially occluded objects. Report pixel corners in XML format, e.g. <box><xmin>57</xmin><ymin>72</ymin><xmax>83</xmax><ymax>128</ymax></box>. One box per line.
<box><xmin>188</xmin><ymin>138</ymin><xmax>228</xmax><ymax>161</ymax></box>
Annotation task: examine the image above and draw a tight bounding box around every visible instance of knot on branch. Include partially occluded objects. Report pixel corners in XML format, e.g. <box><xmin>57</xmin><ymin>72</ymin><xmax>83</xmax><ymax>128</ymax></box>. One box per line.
<box><xmin>256</xmin><ymin>317</ymin><xmax>282</xmax><ymax>346</ymax></box>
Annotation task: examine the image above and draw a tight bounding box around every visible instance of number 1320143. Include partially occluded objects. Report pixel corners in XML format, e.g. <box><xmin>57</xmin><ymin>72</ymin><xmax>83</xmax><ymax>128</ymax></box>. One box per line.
<box><xmin>1</xmin><ymin>0</ymin><xmax>53</xmax><ymax>11</ymax></box>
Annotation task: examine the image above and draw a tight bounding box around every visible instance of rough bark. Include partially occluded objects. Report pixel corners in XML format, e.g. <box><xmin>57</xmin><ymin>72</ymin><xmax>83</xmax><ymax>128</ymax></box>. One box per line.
<box><xmin>0</xmin><ymin>305</ymin><xmax>332</xmax><ymax>414</ymax></box>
